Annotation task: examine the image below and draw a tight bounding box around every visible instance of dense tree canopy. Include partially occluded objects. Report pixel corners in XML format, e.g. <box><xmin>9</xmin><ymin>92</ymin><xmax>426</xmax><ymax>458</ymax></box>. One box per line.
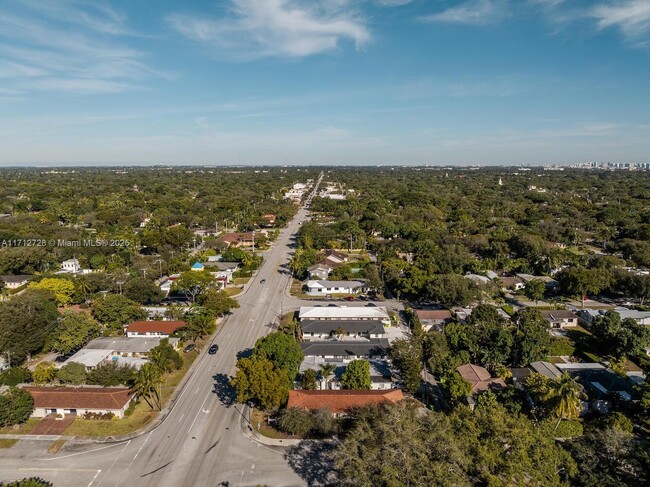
<box><xmin>0</xmin><ymin>289</ymin><xmax>59</xmax><ymax>364</ymax></box>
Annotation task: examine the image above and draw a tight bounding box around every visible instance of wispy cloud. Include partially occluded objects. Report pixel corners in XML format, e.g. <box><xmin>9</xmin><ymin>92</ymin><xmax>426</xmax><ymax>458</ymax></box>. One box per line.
<box><xmin>167</xmin><ymin>0</ymin><xmax>371</xmax><ymax>60</ymax></box>
<box><xmin>0</xmin><ymin>0</ymin><xmax>165</xmax><ymax>95</ymax></box>
<box><xmin>590</xmin><ymin>0</ymin><xmax>650</xmax><ymax>45</ymax></box>
<box><xmin>419</xmin><ymin>0</ymin><xmax>511</xmax><ymax>26</ymax></box>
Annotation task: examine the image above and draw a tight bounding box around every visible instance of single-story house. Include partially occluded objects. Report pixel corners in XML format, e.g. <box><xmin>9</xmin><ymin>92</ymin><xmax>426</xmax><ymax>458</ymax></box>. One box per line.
<box><xmin>517</xmin><ymin>274</ymin><xmax>560</xmax><ymax>292</ymax></box>
<box><xmin>125</xmin><ymin>320</ymin><xmax>187</xmax><ymax>338</ymax></box>
<box><xmin>464</xmin><ymin>273</ymin><xmax>491</xmax><ymax>285</ymax></box>
<box><xmin>203</xmin><ymin>261</ymin><xmax>239</xmax><ymax>272</ymax></box>
<box><xmin>307</xmin><ymin>263</ymin><xmax>332</xmax><ymax>280</ymax></box>
<box><xmin>301</xmin><ymin>319</ymin><xmax>386</xmax><ymax>341</ymax></box>
<box><xmin>415</xmin><ymin>310</ymin><xmax>453</xmax><ymax>332</ymax></box>
<box><xmin>301</xmin><ymin>339</ymin><xmax>390</xmax><ymax>362</ymax></box>
<box><xmin>191</xmin><ymin>262</ymin><xmax>205</xmax><ymax>271</ymax></box>
<box><xmin>287</xmin><ymin>389</ymin><xmax>404</xmax><ymax>417</ymax></box>
<box><xmin>0</xmin><ymin>275</ymin><xmax>33</xmax><ymax>290</ymax></box>
<box><xmin>498</xmin><ymin>276</ymin><xmax>526</xmax><ymax>291</ymax></box>
<box><xmin>159</xmin><ymin>274</ymin><xmax>181</xmax><ymax>294</ymax></box>
<box><xmin>299</xmin><ymin>305</ymin><xmax>390</xmax><ymax>323</ymax></box>
<box><xmin>456</xmin><ymin>364</ymin><xmax>506</xmax><ymax>409</ymax></box>
<box><xmin>305</xmin><ymin>280</ymin><xmax>365</xmax><ymax>295</ymax></box>
<box><xmin>530</xmin><ymin>361</ymin><xmax>562</xmax><ymax>380</ymax></box>
<box><xmin>84</xmin><ymin>337</ymin><xmax>180</xmax><ymax>355</ymax></box>
<box><xmin>540</xmin><ymin>310</ymin><xmax>579</xmax><ymax>329</ymax></box>
<box><xmin>219</xmin><ymin>232</ymin><xmax>256</xmax><ymax>248</ymax></box>
<box><xmin>323</xmin><ymin>250</ymin><xmax>348</xmax><ymax>264</ymax></box>
<box><xmin>24</xmin><ymin>386</ymin><xmax>134</xmax><ymax>419</ymax></box>
<box><xmin>261</xmin><ymin>214</ymin><xmax>276</xmax><ymax>226</ymax></box>
<box><xmin>555</xmin><ymin>363</ymin><xmax>636</xmax><ymax>414</ymax></box>
<box><xmin>578</xmin><ymin>307</ymin><xmax>650</xmax><ymax>326</ymax></box>
<box><xmin>300</xmin><ymin>359</ymin><xmax>394</xmax><ymax>391</ymax></box>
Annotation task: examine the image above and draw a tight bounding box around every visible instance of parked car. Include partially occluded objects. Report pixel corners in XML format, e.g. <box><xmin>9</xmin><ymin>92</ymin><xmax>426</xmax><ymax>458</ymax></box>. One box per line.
<box><xmin>345</xmin><ymin>296</ymin><xmax>356</xmax><ymax>301</ymax></box>
<box><xmin>183</xmin><ymin>343</ymin><xmax>196</xmax><ymax>353</ymax></box>
<box><xmin>260</xmin><ymin>278</ymin><xmax>266</xmax><ymax>284</ymax></box>
<box><xmin>208</xmin><ymin>344</ymin><xmax>219</xmax><ymax>355</ymax></box>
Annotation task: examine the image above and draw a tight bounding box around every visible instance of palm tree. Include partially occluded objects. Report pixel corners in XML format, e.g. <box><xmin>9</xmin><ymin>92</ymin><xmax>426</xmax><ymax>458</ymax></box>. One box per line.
<box><xmin>542</xmin><ymin>373</ymin><xmax>586</xmax><ymax>431</ymax></box>
<box><xmin>131</xmin><ymin>363</ymin><xmax>163</xmax><ymax>411</ymax></box>
<box><xmin>319</xmin><ymin>363</ymin><xmax>335</xmax><ymax>390</ymax></box>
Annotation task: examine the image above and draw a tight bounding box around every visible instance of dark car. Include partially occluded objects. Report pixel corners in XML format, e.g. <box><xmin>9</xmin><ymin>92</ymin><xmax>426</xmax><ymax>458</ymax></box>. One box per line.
<box><xmin>345</xmin><ymin>296</ymin><xmax>356</xmax><ymax>301</ymax></box>
<box><xmin>183</xmin><ymin>343</ymin><xmax>196</xmax><ymax>353</ymax></box>
<box><xmin>260</xmin><ymin>278</ymin><xmax>266</xmax><ymax>284</ymax></box>
<box><xmin>208</xmin><ymin>344</ymin><xmax>219</xmax><ymax>355</ymax></box>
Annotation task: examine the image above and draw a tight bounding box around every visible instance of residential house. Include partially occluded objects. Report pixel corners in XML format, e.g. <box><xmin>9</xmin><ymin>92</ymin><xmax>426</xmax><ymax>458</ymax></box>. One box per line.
<box><xmin>125</xmin><ymin>320</ymin><xmax>187</xmax><ymax>338</ymax></box>
<box><xmin>323</xmin><ymin>250</ymin><xmax>348</xmax><ymax>264</ymax></box>
<box><xmin>415</xmin><ymin>310</ymin><xmax>452</xmax><ymax>332</ymax></box>
<box><xmin>517</xmin><ymin>274</ymin><xmax>560</xmax><ymax>292</ymax></box>
<box><xmin>24</xmin><ymin>386</ymin><xmax>134</xmax><ymax>419</ymax></box>
<box><xmin>456</xmin><ymin>364</ymin><xmax>506</xmax><ymax>409</ymax></box>
<box><xmin>498</xmin><ymin>276</ymin><xmax>526</xmax><ymax>291</ymax></box>
<box><xmin>299</xmin><ymin>305</ymin><xmax>390</xmax><ymax>323</ymax></box>
<box><xmin>261</xmin><ymin>214</ymin><xmax>276</xmax><ymax>226</ymax></box>
<box><xmin>301</xmin><ymin>359</ymin><xmax>393</xmax><ymax>390</ymax></box>
<box><xmin>578</xmin><ymin>307</ymin><xmax>650</xmax><ymax>326</ymax></box>
<box><xmin>555</xmin><ymin>362</ymin><xmax>636</xmax><ymax>414</ymax></box>
<box><xmin>530</xmin><ymin>361</ymin><xmax>562</xmax><ymax>380</ymax></box>
<box><xmin>287</xmin><ymin>389</ymin><xmax>404</xmax><ymax>417</ymax></box>
<box><xmin>61</xmin><ymin>258</ymin><xmax>81</xmax><ymax>274</ymax></box>
<box><xmin>159</xmin><ymin>274</ymin><xmax>181</xmax><ymax>295</ymax></box>
<box><xmin>307</xmin><ymin>263</ymin><xmax>332</xmax><ymax>280</ymax></box>
<box><xmin>63</xmin><ymin>337</ymin><xmax>180</xmax><ymax>370</ymax></box>
<box><xmin>219</xmin><ymin>232</ymin><xmax>256</xmax><ymax>248</ymax></box>
<box><xmin>301</xmin><ymin>319</ymin><xmax>386</xmax><ymax>341</ymax></box>
<box><xmin>540</xmin><ymin>310</ymin><xmax>579</xmax><ymax>329</ymax></box>
<box><xmin>300</xmin><ymin>339</ymin><xmax>390</xmax><ymax>362</ymax></box>
<box><xmin>0</xmin><ymin>275</ymin><xmax>33</xmax><ymax>290</ymax></box>
<box><xmin>190</xmin><ymin>262</ymin><xmax>205</xmax><ymax>272</ymax></box>
<box><xmin>464</xmin><ymin>273</ymin><xmax>491</xmax><ymax>285</ymax></box>
<box><xmin>305</xmin><ymin>280</ymin><xmax>365</xmax><ymax>295</ymax></box>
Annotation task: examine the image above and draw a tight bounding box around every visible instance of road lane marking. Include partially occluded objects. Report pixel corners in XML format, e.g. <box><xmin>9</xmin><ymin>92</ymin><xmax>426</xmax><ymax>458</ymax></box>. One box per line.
<box><xmin>178</xmin><ymin>412</ymin><xmax>185</xmax><ymax>423</ymax></box>
<box><xmin>88</xmin><ymin>469</ymin><xmax>101</xmax><ymax>487</ymax></box>
<box><xmin>41</xmin><ymin>442</ymin><xmax>129</xmax><ymax>461</ymax></box>
<box><xmin>127</xmin><ymin>431</ymin><xmax>152</xmax><ymax>470</ymax></box>
<box><xmin>187</xmin><ymin>390</ymin><xmax>212</xmax><ymax>434</ymax></box>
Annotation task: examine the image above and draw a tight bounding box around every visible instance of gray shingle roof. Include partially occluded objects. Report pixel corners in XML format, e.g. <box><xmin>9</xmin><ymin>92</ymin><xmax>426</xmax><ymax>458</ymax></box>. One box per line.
<box><xmin>300</xmin><ymin>339</ymin><xmax>389</xmax><ymax>357</ymax></box>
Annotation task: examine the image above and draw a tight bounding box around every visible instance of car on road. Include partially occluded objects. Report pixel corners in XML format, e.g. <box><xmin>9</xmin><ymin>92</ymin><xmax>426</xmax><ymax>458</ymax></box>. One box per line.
<box><xmin>260</xmin><ymin>278</ymin><xmax>266</xmax><ymax>284</ymax></box>
<box><xmin>345</xmin><ymin>296</ymin><xmax>356</xmax><ymax>301</ymax></box>
<box><xmin>208</xmin><ymin>344</ymin><xmax>219</xmax><ymax>354</ymax></box>
<box><xmin>183</xmin><ymin>343</ymin><xmax>196</xmax><ymax>353</ymax></box>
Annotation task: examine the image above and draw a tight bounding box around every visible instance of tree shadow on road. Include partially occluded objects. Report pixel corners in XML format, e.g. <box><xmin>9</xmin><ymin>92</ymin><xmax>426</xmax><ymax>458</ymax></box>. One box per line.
<box><xmin>236</xmin><ymin>348</ymin><xmax>253</xmax><ymax>360</ymax></box>
<box><xmin>284</xmin><ymin>440</ymin><xmax>339</xmax><ymax>487</ymax></box>
<box><xmin>212</xmin><ymin>373</ymin><xmax>237</xmax><ymax>407</ymax></box>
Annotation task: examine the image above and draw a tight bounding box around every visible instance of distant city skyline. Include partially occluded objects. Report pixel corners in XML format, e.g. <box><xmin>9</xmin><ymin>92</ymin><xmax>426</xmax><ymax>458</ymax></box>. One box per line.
<box><xmin>1</xmin><ymin>0</ymin><xmax>649</xmax><ymax>166</ymax></box>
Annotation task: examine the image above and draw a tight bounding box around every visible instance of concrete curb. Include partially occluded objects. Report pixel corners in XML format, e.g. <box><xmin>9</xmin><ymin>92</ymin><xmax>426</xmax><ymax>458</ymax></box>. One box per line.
<box><xmin>240</xmin><ymin>405</ymin><xmax>301</xmax><ymax>447</ymax></box>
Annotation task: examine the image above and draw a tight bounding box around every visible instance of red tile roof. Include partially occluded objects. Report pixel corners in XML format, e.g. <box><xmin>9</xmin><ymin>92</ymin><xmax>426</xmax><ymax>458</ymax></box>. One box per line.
<box><xmin>416</xmin><ymin>310</ymin><xmax>452</xmax><ymax>320</ymax></box>
<box><xmin>456</xmin><ymin>364</ymin><xmax>506</xmax><ymax>394</ymax></box>
<box><xmin>24</xmin><ymin>386</ymin><xmax>132</xmax><ymax>410</ymax></box>
<box><xmin>127</xmin><ymin>320</ymin><xmax>186</xmax><ymax>334</ymax></box>
<box><xmin>287</xmin><ymin>389</ymin><xmax>404</xmax><ymax>414</ymax></box>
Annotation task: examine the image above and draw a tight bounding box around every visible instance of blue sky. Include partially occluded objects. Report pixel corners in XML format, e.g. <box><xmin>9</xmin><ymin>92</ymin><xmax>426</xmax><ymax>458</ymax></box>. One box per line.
<box><xmin>1</xmin><ymin>0</ymin><xmax>649</xmax><ymax>165</ymax></box>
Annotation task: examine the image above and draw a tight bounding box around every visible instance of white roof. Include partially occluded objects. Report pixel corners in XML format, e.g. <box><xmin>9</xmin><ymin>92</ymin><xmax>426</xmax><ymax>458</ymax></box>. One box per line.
<box><xmin>64</xmin><ymin>349</ymin><xmax>111</xmax><ymax>368</ymax></box>
<box><xmin>555</xmin><ymin>363</ymin><xmax>606</xmax><ymax>370</ymax></box>
<box><xmin>84</xmin><ymin>337</ymin><xmax>178</xmax><ymax>353</ymax></box>
<box><xmin>299</xmin><ymin>305</ymin><xmax>389</xmax><ymax>321</ymax></box>
<box><xmin>613</xmin><ymin>307</ymin><xmax>650</xmax><ymax>320</ymax></box>
<box><xmin>306</xmin><ymin>280</ymin><xmax>364</xmax><ymax>288</ymax></box>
